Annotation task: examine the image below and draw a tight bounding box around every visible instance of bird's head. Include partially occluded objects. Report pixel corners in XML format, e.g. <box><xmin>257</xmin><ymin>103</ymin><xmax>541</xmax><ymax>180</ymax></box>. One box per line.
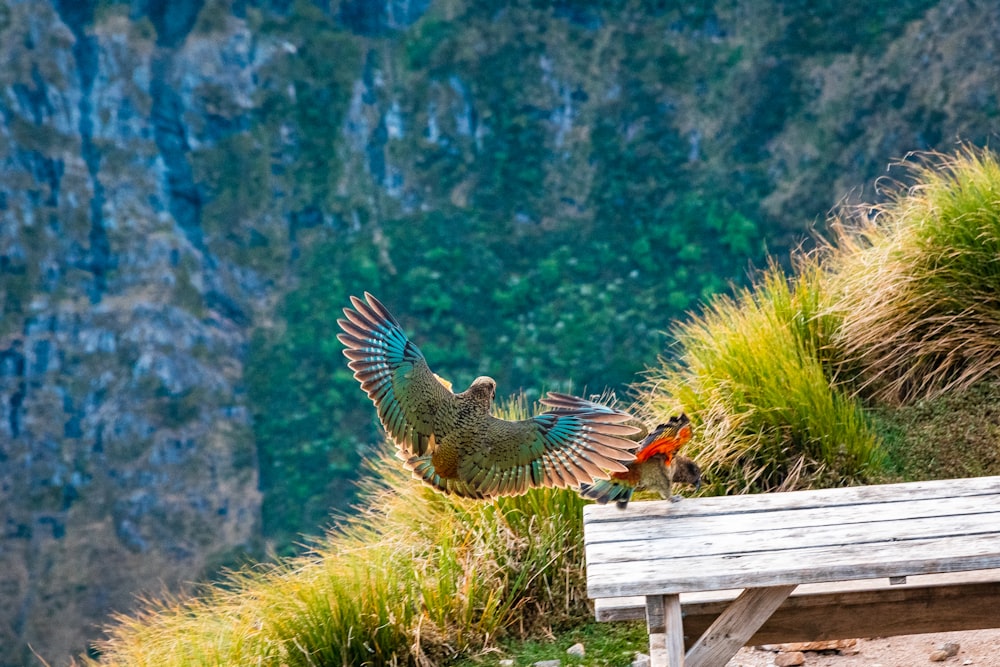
<box><xmin>670</xmin><ymin>455</ymin><xmax>702</xmax><ymax>491</ymax></box>
<box><xmin>466</xmin><ymin>376</ymin><xmax>497</xmax><ymax>407</ymax></box>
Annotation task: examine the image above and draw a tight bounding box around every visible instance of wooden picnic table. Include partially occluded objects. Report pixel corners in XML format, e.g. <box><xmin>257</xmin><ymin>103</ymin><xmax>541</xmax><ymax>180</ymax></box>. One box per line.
<box><xmin>583</xmin><ymin>475</ymin><xmax>1000</xmax><ymax>667</ymax></box>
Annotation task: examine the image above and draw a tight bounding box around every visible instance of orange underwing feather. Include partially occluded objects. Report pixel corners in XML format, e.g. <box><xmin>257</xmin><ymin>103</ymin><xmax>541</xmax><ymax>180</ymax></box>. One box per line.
<box><xmin>634</xmin><ymin>420</ymin><xmax>693</xmax><ymax>464</ymax></box>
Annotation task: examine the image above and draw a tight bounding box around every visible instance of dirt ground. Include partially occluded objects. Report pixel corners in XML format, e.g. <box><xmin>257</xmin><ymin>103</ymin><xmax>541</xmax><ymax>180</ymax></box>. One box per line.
<box><xmin>728</xmin><ymin>629</ymin><xmax>1000</xmax><ymax>667</ymax></box>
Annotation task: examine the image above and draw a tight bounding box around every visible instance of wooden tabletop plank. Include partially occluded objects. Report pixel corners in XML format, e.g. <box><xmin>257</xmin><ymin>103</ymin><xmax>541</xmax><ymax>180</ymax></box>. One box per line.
<box><xmin>586</xmin><ymin>510</ymin><xmax>1000</xmax><ymax>564</ymax></box>
<box><xmin>593</xmin><ymin>570</ymin><xmax>1000</xmax><ymax>620</ymax></box>
<box><xmin>583</xmin><ymin>476</ymin><xmax>1000</xmax><ymax>526</ymax></box>
<box><xmin>587</xmin><ymin>478</ymin><xmax>1000</xmax><ymax>662</ymax></box>
<box><xmin>584</xmin><ymin>494</ymin><xmax>999</xmax><ymax>547</ymax></box>
<box><xmin>585</xmin><ymin>476</ymin><xmax>1000</xmax><ymax>597</ymax></box>
<box><xmin>586</xmin><ymin>532</ymin><xmax>1000</xmax><ymax>597</ymax></box>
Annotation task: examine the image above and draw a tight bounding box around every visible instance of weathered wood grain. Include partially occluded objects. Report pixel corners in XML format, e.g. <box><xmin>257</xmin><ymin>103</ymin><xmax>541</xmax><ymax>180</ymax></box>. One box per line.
<box><xmin>586</xmin><ymin>508</ymin><xmax>1000</xmax><ymax>564</ymax></box>
<box><xmin>588</xmin><ymin>532</ymin><xmax>1000</xmax><ymax>596</ymax></box>
<box><xmin>684</xmin><ymin>585</ymin><xmax>796</xmax><ymax>667</ymax></box>
<box><xmin>585</xmin><ymin>476</ymin><xmax>1000</xmax><ymax>663</ymax></box>
<box><xmin>584</xmin><ymin>495</ymin><xmax>998</xmax><ymax>548</ymax></box>
<box><xmin>596</xmin><ymin>580</ymin><xmax>1000</xmax><ymax>647</ymax></box>
<box><xmin>585</xmin><ymin>477</ymin><xmax>1000</xmax><ymax>598</ymax></box>
<box><xmin>646</xmin><ymin>595</ymin><xmax>685</xmax><ymax>667</ymax></box>
<box><xmin>679</xmin><ymin>581</ymin><xmax>1000</xmax><ymax>648</ymax></box>
<box><xmin>583</xmin><ymin>476</ymin><xmax>1000</xmax><ymax>526</ymax></box>
<box><xmin>593</xmin><ymin>570</ymin><xmax>1000</xmax><ymax>621</ymax></box>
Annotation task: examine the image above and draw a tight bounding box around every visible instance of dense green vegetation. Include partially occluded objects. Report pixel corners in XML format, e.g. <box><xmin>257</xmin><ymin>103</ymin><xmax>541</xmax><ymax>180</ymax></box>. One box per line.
<box><xmin>92</xmin><ymin>148</ymin><xmax>1000</xmax><ymax>666</ymax></box>
<box><xmin>827</xmin><ymin>148</ymin><xmax>1000</xmax><ymax>404</ymax></box>
<box><xmin>643</xmin><ymin>148</ymin><xmax>1000</xmax><ymax>493</ymax></box>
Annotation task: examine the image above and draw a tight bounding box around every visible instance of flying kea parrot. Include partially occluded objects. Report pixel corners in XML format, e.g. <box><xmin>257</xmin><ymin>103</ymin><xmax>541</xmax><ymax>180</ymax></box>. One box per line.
<box><xmin>578</xmin><ymin>413</ymin><xmax>700</xmax><ymax>509</ymax></box>
<box><xmin>337</xmin><ymin>292</ymin><xmax>642</xmax><ymax>498</ymax></box>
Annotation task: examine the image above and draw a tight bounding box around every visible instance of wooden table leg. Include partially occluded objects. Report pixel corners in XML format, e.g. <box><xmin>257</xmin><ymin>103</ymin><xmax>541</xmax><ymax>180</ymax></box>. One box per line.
<box><xmin>646</xmin><ymin>594</ymin><xmax>685</xmax><ymax>667</ymax></box>
<box><xmin>685</xmin><ymin>585</ymin><xmax>797</xmax><ymax>667</ymax></box>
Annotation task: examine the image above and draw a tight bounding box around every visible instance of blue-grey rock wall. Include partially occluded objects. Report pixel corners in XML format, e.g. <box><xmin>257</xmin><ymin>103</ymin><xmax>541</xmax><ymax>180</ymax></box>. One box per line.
<box><xmin>0</xmin><ymin>2</ymin><xmax>266</xmax><ymax>662</ymax></box>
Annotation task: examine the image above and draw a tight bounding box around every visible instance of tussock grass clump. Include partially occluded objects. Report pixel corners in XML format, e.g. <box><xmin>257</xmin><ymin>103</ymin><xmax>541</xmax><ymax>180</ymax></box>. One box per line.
<box><xmin>641</xmin><ymin>260</ymin><xmax>884</xmax><ymax>494</ymax></box>
<box><xmin>828</xmin><ymin>147</ymin><xmax>1000</xmax><ymax>404</ymax></box>
<box><xmin>89</xmin><ymin>398</ymin><xmax>589</xmax><ymax>667</ymax></box>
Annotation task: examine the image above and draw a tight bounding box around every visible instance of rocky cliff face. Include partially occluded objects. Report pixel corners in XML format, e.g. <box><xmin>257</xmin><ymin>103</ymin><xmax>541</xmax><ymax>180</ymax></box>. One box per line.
<box><xmin>1</xmin><ymin>0</ymin><xmax>999</xmax><ymax>663</ymax></box>
<box><xmin>0</xmin><ymin>1</ymin><xmax>266</xmax><ymax>663</ymax></box>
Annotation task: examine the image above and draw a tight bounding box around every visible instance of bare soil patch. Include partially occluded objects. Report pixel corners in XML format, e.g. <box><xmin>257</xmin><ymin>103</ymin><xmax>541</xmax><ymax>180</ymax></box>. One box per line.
<box><xmin>729</xmin><ymin>629</ymin><xmax>1000</xmax><ymax>667</ymax></box>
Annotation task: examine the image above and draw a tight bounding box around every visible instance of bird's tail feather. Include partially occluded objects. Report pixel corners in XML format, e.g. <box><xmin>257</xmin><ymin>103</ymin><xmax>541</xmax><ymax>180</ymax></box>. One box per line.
<box><xmin>578</xmin><ymin>479</ymin><xmax>635</xmax><ymax>509</ymax></box>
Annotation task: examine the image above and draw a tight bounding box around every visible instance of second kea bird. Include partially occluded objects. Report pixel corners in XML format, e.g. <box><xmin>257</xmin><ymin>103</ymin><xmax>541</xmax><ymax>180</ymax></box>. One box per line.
<box><xmin>578</xmin><ymin>413</ymin><xmax>700</xmax><ymax>509</ymax></box>
<box><xmin>337</xmin><ymin>292</ymin><xmax>642</xmax><ymax>498</ymax></box>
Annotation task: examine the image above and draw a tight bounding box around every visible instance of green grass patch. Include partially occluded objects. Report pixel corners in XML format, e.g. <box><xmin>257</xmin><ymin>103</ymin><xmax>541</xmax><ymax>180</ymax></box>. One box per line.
<box><xmin>451</xmin><ymin>621</ymin><xmax>648</xmax><ymax>667</ymax></box>
<box><xmin>873</xmin><ymin>380</ymin><xmax>1000</xmax><ymax>481</ymax></box>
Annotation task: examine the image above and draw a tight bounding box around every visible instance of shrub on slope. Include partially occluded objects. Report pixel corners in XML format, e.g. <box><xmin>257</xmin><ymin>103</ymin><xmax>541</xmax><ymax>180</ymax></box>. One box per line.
<box><xmin>828</xmin><ymin>147</ymin><xmax>1000</xmax><ymax>404</ymax></box>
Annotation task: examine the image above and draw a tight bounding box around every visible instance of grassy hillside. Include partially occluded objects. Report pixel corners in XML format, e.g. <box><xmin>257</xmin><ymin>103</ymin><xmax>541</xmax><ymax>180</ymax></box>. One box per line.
<box><xmin>88</xmin><ymin>399</ymin><xmax>595</xmax><ymax>666</ymax></box>
<box><xmin>89</xmin><ymin>148</ymin><xmax>1000</xmax><ymax>665</ymax></box>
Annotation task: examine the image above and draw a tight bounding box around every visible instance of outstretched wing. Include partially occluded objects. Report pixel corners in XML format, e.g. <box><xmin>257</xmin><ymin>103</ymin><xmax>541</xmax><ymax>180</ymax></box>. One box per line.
<box><xmin>449</xmin><ymin>399</ymin><xmax>640</xmax><ymax>496</ymax></box>
<box><xmin>337</xmin><ymin>293</ymin><xmax>456</xmax><ymax>457</ymax></box>
<box><xmin>634</xmin><ymin>414</ymin><xmax>692</xmax><ymax>464</ymax></box>
<box><xmin>538</xmin><ymin>391</ymin><xmax>624</xmax><ymax>414</ymax></box>
<box><xmin>540</xmin><ymin>391</ymin><xmax>651</xmax><ymax>441</ymax></box>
